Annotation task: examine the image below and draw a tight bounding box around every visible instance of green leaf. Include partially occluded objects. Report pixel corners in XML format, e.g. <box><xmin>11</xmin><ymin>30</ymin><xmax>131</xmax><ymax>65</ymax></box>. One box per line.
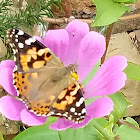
<box><xmin>14</xmin><ymin>117</ymin><xmax>101</xmax><ymax>140</ymax></box>
<box><xmin>0</xmin><ymin>132</ymin><xmax>4</xmax><ymax>140</ymax></box>
<box><xmin>115</xmin><ymin>0</ymin><xmax>130</xmax><ymax>3</ymax></box>
<box><xmin>125</xmin><ymin>117</ymin><xmax>139</xmax><ymax>128</ymax></box>
<box><xmin>94</xmin><ymin>118</ymin><xmax>108</xmax><ymax>127</ymax></box>
<box><xmin>13</xmin><ymin>117</ymin><xmax>59</xmax><ymax>140</ymax></box>
<box><xmin>125</xmin><ymin>0</ymin><xmax>138</xmax><ymax>3</ymax></box>
<box><xmin>117</xmin><ymin>125</ymin><xmax>140</xmax><ymax>140</ymax></box>
<box><xmin>124</xmin><ymin>62</ymin><xmax>140</xmax><ymax>81</ymax></box>
<box><xmin>109</xmin><ymin>92</ymin><xmax>130</xmax><ymax>122</ymax></box>
<box><xmin>82</xmin><ymin>60</ymin><xmax>100</xmax><ymax>86</ymax></box>
<box><xmin>59</xmin><ymin>120</ymin><xmax>100</xmax><ymax>140</ymax></box>
<box><xmin>91</xmin><ymin>0</ymin><xmax>128</xmax><ymax>26</ymax></box>
<box><xmin>95</xmin><ymin>117</ymin><xmax>115</xmax><ymax>137</ymax></box>
<box><xmin>115</xmin><ymin>0</ymin><xmax>138</xmax><ymax>4</ymax></box>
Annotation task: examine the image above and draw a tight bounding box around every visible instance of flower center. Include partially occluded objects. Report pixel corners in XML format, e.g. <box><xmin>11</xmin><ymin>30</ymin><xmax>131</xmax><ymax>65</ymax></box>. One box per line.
<box><xmin>68</xmin><ymin>63</ymin><xmax>79</xmax><ymax>80</ymax></box>
<box><xmin>71</xmin><ymin>72</ymin><xmax>79</xmax><ymax>80</ymax></box>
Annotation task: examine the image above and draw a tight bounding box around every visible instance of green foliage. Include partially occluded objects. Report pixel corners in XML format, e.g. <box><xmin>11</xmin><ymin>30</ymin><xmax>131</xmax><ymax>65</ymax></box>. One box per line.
<box><xmin>13</xmin><ymin>117</ymin><xmax>100</xmax><ymax>140</ymax></box>
<box><xmin>59</xmin><ymin>120</ymin><xmax>100</xmax><ymax>140</ymax></box>
<box><xmin>124</xmin><ymin>62</ymin><xmax>140</xmax><ymax>81</ymax></box>
<box><xmin>91</xmin><ymin>0</ymin><xmax>128</xmax><ymax>26</ymax></box>
<box><xmin>0</xmin><ymin>0</ymin><xmax>61</xmax><ymax>39</ymax></box>
<box><xmin>13</xmin><ymin>92</ymin><xmax>137</xmax><ymax>140</ymax></box>
<box><xmin>125</xmin><ymin>117</ymin><xmax>139</xmax><ymax>128</ymax></box>
<box><xmin>109</xmin><ymin>92</ymin><xmax>130</xmax><ymax>122</ymax></box>
<box><xmin>0</xmin><ymin>0</ymin><xmax>62</xmax><ymax>60</ymax></box>
<box><xmin>116</xmin><ymin>125</ymin><xmax>140</xmax><ymax>140</ymax></box>
<box><xmin>115</xmin><ymin>0</ymin><xmax>138</xmax><ymax>4</ymax></box>
<box><xmin>13</xmin><ymin>117</ymin><xmax>59</xmax><ymax>140</ymax></box>
<box><xmin>0</xmin><ymin>132</ymin><xmax>4</xmax><ymax>140</ymax></box>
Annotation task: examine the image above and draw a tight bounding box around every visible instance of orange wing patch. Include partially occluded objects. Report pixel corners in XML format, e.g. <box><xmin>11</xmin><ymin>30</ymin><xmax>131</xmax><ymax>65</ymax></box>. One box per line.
<box><xmin>52</xmin><ymin>84</ymin><xmax>78</xmax><ymax>111</ymax></box>
<box><xmin>27</xmin><ymin>95</ymin><xmax>56</xmax><ymax>116</ymax></box>
<box><xmin>13</xmin><ymin>71</ymin><xmax>32</xmax><ymax>101</ymax></box>
<box><xmin>19</xmin><ymin>47</ymin><xmax>53</xmax><ymax>71</ymax></box>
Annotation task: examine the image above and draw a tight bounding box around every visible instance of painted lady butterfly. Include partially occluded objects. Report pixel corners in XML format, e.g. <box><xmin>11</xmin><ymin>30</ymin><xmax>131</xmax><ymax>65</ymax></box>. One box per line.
<box><xmin>6</xmin><ymin>29</ymin><xmax>86</xmax><ymax>123</ymax></box>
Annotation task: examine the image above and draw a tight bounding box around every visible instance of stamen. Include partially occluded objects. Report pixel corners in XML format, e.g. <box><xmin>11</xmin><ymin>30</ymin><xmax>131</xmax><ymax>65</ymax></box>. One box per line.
<box><xmin>71</xmin><ymin>72</ymin><xmax>79</xmax><ymax>80</ymax></box>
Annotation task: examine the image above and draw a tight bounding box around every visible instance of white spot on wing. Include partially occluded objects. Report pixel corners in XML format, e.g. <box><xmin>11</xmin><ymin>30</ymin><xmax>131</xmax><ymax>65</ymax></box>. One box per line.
<box><xmin>56</xmin><ymin>113</ymin><xmax>62</xmax><ymax>116</ymax></box>
<box><xmin>29</xmin><ymin>37</ymin><xmax>36</xmax><ymax>42</ymax></box>
<box><xmin>78</xmin><ymin>113</ymin><xmax>81</xmax><ymax>116</ymax></box>
<box><xmin>63</xmin><ymin>113</ymin><xmax>68</xmax><ymax>117</ymax></box>
<box><xmin>17</xmin><ymin>30</ymin><xmax>24</xmax><ymax>35</ymax></box>
<box><xmin>79</xmin><ymin>97</ymin><xmax>84</xmax><ymax>105</ymax></box>
<box><xmin>70</xmin><ymin>107</ymin><xmax>75</xmax><ymax>113</ymax></box>
<box><xmin>13</xmin><ymin>49</ymin><xmax>16</xmax><ymax>54</ymax></box>
<box><xmin>68</xmin><ymin>117</ymin><xmax>72</xmax><ymax>120</ymax></box>
<box><xmin>18</xmin><ymin>43</ymin><xmax>24</xmax><ymax>48</ymax></box>
<box><xmin>25</xmin><ymin>37</ymin><xmax>36</xmax><ymax>45</ymax></box>
<box><xmin>25</xmin><ymin>39</ymin><xmax>31</xmax><ymax>45</ymax></box>
<box><xmin>74</xmin><ymin>112</ymin><xmax>77</xmax><ymax>115</ymax></box>
<box><xmin>81</xmin><ymin>108</ymin><xmax>86</xmax><ymax>114</ymax></box>
<box><xmin>14</xmin><ymin>56</ymin><xmax>16</xmax><ymax>61</ymax></box>
<box><xmin>76</xmin><ymin>101</ymin><xmax>80</xmax><ymax>107</ymax></box>
<box><xmin>15</xmin><ymin>39</ymin><xmax>18</xmax><ymax>42</ymax></box>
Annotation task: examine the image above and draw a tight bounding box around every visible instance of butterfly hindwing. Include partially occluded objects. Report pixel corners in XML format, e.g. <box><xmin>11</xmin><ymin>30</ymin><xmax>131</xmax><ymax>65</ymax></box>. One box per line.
<box><xmin>7</xmin><ymin>29</ymin><xmax>86</xmax><ymax>123</ymax></box>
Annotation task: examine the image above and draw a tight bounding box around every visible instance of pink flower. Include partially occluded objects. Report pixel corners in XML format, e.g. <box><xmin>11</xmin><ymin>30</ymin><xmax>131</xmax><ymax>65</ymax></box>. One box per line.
<box><xmin>0</xmin><ymin>20</ymin><xmax>127</xmax><ymax>130</ymax></box>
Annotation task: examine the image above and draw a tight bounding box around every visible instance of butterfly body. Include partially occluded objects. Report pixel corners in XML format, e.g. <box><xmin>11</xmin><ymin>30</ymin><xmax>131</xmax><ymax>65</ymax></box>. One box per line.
<box><xmin>6</xmin><ymin>29</ymin><xmax>86</xmax><ymax>123</ymax></box>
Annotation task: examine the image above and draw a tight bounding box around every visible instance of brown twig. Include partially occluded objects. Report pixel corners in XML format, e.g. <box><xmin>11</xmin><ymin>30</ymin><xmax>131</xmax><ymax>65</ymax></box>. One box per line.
<box><xmin>42</xmin><ymin>13</ymin><xmax>140</xmax><ymax>24</ymax></box>
<box><xmin>42</xmin><ymin>17</ymin><xmax>93</xmax><ymax>24</ymax></box>
<box><xmin>101</xmin><ymin>23</ymin><xmax>115</xmax><ymax>64</ymax></box>
<box><xmin>117</xmin><ymin>120</ymin><xmax>140</xmax><ymax>132</ymax></box>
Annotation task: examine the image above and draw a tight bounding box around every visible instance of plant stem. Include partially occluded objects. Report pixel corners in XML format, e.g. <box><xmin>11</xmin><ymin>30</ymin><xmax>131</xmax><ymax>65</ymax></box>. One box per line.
<box><xmin>93</xmin><ymin>120</ymin><xmax>114</xmax><ymax>140</ymax></box>
<box><xmin>101</xmin><ymin>23</ymin><xmax>114</xmax><ymax>64</ymax></box>
<box><xmin>118</xmin><ymin>120</ymin><xmax>140</xmax><ymax>132</ymax></box>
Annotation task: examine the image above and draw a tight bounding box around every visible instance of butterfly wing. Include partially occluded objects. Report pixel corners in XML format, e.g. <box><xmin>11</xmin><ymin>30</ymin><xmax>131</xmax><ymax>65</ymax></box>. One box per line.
<box><xmin>7</xmin><ymin>29</ymin><xmax>86</xmax><ymax>123</ymax></box>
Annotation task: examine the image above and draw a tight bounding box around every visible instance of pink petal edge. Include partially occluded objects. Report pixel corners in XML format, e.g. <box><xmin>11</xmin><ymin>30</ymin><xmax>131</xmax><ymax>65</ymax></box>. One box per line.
<box><xmin>78</xmin><ymin>31</ymin><xmax>106</xmax><ymax>82</ymax></box>
<box><xmin>84</xmin><ymin>56</ymin><xmax>127</xmax><ymax>99</ymax></box>
<box><xmin>0</xmin><ymin>96</ymin><xmax>26</xmax><ymax>121</ymax></box>
<box><xmin>0</xmin><ymin>67</ymin><xmax>17</xmax><ymax>96</ymax></box>
<box><xmin>49</xmin><ymin>118</ymin><xmax>73</xmax><ymax>130</ymax></box>
<box><xmin>0</xmin><ymin>60</ymin><xmax>15</xmax><ymax>68</ymax></box>
<box><xmin>64</xmin><ymin>20</ymin><xmax>90</xmax><ymax>65</ymax></box>
<box><xmin>86</xmin><ymin>97</ymin><xmax>113</xmax><ymax>118</ymax></box>
<box><xmin>20</xmin><ymin>109</ymin><xmax>47</xmax><ymax>126</ymax></box>
<box><xmin>44</xmin><ymin>29</ymin><xmax>69</xmax><ymax>63</ymax></box>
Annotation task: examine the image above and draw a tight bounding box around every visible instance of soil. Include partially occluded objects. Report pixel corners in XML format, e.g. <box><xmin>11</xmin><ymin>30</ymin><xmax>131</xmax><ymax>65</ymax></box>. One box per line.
<box><xmin>52</xmin><ymin>0</ymin><xmax>96</xmax><ymax>19</ymax></box>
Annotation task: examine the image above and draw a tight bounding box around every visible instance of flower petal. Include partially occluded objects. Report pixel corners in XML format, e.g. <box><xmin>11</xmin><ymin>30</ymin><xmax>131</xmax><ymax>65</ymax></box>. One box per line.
<box><xmin>65</xmin><ymin>20</ymin><xmax>89</xmax><ymax>65</ymax></box>
<box><xmin>78</xmin><ymin>31</ymin><xmax>105</xmax><ymax>82</ymax></box>
<box><xmin>0</xmin><ymin>67</ymin><xmax>17</xmax><ymax>96</ymax></box>
<box><xmin>49</xmin><ymin>118</ymin><xmax>73</xmax><ymax>130</ymax></box>
<box><xmin>21</xmin><ymin>109</ymin><xmax>47</xmax><ymax>126</ymax></box>
<box><xmin>84</xmin><ymin>56</ymin><xmax>127</xmax><ymax>99</ymax></box>
<box><xmin>44</xmin><ymin>29</ymin><xmax>69</xmax><ymax>63</ymax></box>
<box><xmin>50</xmin><ymin>115</ymin><xmax>92</xmax><ymax>130</ymax></box>
<box><xmin>0</xmin><ymin>96</ymin><xmax>25</xmax><ymax>121</ymax></box>
<box><xmin>86</xmin><ymin>97</ymin><xmax>113</xmax><ymax>118</ymax></box>
<box><xmin>0</xmin><ymin>60</ymin><xmax>15</xmax><ymax>69</ymax></box>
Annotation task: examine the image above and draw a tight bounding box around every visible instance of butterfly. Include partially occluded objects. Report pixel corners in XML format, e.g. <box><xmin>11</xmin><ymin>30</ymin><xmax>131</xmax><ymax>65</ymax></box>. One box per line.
<box><xmin>6</xmin><ymin>29</ymin><xmax>86</xmax><ymax>123</ymax></box>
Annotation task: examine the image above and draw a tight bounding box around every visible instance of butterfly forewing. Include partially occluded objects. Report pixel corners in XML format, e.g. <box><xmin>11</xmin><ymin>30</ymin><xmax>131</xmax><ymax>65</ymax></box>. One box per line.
<box><xmin>7</xmin><ymin>28</ymin><xmax>86</xmax><ymax>123</ymax></box>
